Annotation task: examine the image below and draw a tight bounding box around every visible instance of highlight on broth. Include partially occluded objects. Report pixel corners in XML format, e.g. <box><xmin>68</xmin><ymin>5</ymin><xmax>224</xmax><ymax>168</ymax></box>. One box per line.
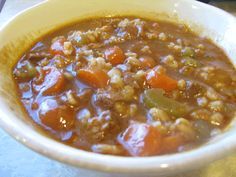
<box><xmin>13</xmin><ymin>17</ymin><xmax>236</xmax><ymax>156</ymax></box>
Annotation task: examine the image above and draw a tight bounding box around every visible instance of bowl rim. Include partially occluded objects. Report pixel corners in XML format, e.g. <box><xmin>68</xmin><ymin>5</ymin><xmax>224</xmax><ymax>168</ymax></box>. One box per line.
<box><xmin>0</xmin><ymin>0</ymin><xmax>236</xmax><ymax>174</ymax></box>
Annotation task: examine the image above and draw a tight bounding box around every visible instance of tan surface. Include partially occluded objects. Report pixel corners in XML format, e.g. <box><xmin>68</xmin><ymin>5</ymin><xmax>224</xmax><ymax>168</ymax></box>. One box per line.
<box><xmin>0</xmin><ymin>1</ymin><xmax>236</xmax><ymax>177</ymax></box>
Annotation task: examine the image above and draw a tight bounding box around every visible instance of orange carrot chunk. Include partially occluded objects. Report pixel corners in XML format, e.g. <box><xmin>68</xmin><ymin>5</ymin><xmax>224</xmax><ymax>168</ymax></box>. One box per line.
<box><xmin>118</xmin><ymin>123</ymin><xmax>162</xmax><ymax>156</ymax></box>
<box><xmin>33</xmin><ymin>66</ymin><xmax>65</xmax><ymax>95</ymax></box>
<box><xmin>77</xmin><ymin>69</ymin><xmax>109</xmax><ymax>88</ymax></box>
<box><xmin>146</xmin><ymin>69</ymin><xmax>177</xmax><ymax>91</ymax></box>
<box><xmin>104</xmin><ymin>46</ymin><xmax>125</xmax><ymax>65</ymax></box>
<box><xmin>39</xmin><ymin>99</ymin><xmax>75</xmax><ymax>131</ymax></box>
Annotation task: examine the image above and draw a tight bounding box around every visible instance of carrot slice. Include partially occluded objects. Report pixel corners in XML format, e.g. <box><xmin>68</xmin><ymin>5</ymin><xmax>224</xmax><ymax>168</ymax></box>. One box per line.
<box><xmin>77</xmin><ymin>69</ymin><xmax>109</xmax><ymax>88</ymax></box>
<box><xmin>118</xmin><ymin>123</ymin><xmax>162</xmax><ymax>156</ymax></box>
<box><xmin>39</xmin><ymin>99</ymin><xmax>75</xmax><ymax>131</ymax></box>
<box><xmin>33</xmin><ymin>66</ymin><xmax>65</xmax><ymax>95</ymax></box>
<box><xmin>139</xmin><ymin>56</ymin><xmax>156</xmax><ymax>69</ymax></box>
<box><xmin>146</xmin><ymin>69</ymin><xmax>177</xmax><ymax>91</ymax></box>
<box><xmin>50</xmin><ymin>38</ymin><xmax>65</xmax><ymax>55</ymax></box>
<box><xmin>104</xmin><ymin>46</ymin><xmax>125</xmax><ymax>65</ymax></box>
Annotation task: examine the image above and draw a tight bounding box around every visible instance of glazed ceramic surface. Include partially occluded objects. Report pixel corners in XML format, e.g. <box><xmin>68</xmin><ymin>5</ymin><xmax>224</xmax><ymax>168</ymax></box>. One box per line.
<box><xmin>0</xmin><ymin>0</ymin><xmax>236</xmax><ymax>176</ymax></box>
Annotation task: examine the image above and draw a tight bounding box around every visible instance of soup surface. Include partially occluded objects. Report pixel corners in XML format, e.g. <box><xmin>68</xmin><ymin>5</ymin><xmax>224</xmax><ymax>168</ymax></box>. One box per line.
<box><xmin>13</xmin><ymin>17</ymin><xmax>236</xmax><ymax>156</ymax></box>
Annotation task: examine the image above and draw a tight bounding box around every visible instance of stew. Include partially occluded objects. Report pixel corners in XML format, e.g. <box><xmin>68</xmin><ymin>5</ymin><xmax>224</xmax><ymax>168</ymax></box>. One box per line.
<box><xmin>13</xmin><ymin>17</ymin><xmax>236</xmax><ymax>156</ymax></box>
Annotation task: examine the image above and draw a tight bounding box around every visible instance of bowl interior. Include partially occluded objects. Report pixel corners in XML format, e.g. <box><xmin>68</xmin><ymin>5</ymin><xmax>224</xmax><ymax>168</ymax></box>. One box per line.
<box><xmin>0</xmin><ymin>0</ymin><xmax>235</xmax><ymax>175</ymax></box>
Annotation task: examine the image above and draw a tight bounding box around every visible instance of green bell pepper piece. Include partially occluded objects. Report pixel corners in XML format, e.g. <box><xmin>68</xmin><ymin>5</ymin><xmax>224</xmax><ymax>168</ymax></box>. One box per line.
<box><xmin>143</xmin><ymin>89</ymin><xmax>191</xmax><ymax>117</ymax></box>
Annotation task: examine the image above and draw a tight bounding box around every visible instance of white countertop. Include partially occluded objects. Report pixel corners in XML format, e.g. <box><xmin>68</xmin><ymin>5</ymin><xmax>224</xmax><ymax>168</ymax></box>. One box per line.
<box><xmin>0</xmin><ymin>1</ymin><xmax>236</xmax><ymax>177</ymax></box>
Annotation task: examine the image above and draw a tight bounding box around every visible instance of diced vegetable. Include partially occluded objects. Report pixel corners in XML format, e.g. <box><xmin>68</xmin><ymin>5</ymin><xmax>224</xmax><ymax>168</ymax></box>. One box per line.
<box><xmin>143</xmin><ymin>89</ymin><xmax>191</xmax><ymax>117</ymax></box>
<box><xmin>50</xmin><ymin>38</ymin><xmax>65</xmax><ymax>55</ymax></box>
<box><xmin>33</xmin><ymin>66</ymin><xmax>65</xmax><ymax>95</ymax></box>
<box><xmin>77</xmin><ymin>69</ymin><xmax>109</xmax><ymax>88</ymax></box>
<box><xmin>39</xmin><ymin>99</ymin><xmax>75</xmax><ymax>130</ymax></box>
<box><xmin>25</xmin><ymin>62</ymin><xmax>37</xmax><ymax>77</ymax></box>
<box><xmin>146</xmin><ymin>69</ymin><xmax>177</xmax><ymax>91</ymax></box>
<box><xmin>104</xmin><ymin>46</ymin><xmax>125</xmax><ymax>65</ymax></box>
<box><xmin>118</xmin><ymin>123</ymin><xmax>162</xmax><ymax>156</ymax></box>
<box><xmin>139</xmin><ymin>56</ymin><xmax>156</xmax><ymax>69</ymax></box>
<box><xmin>14</xmin><ymin>61</ymin><xmax>37</xmax><ymax>80</ymax></box>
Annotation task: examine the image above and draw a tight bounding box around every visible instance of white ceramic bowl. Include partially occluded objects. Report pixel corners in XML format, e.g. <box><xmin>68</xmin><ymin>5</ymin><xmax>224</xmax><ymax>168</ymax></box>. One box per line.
<box><xmin>0</xmin><ymin>0</ymin><xmax>236</xmax><ymax>176</ymax></box>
